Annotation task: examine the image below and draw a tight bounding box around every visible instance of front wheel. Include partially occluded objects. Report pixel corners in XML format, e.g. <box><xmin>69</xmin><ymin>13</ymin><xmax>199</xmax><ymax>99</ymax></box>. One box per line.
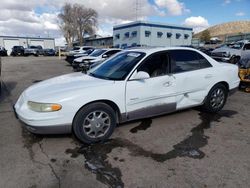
<box><xmin>73</xmin><ymin>102</ymin><xmax>116</xmax><ymax>143</ymax></box>
<box><xmin>202</xmin><ymin>84</ymin><xmax>228</xmax><ymax>113</ymax></box>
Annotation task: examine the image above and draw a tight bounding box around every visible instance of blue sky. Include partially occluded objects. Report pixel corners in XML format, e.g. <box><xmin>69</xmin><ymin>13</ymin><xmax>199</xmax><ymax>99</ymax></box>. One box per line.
<box><xmin>148</xmin><ymin>0</ymin><xmax>250</xmax><ymax>25</ymax></box>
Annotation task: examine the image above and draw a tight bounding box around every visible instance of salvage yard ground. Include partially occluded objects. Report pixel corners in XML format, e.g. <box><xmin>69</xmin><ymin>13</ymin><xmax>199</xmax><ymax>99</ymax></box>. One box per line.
<box><xmin>0</xmin><ymin>56</ymin><xmax>250</xmax><ymax>188</ymax></box>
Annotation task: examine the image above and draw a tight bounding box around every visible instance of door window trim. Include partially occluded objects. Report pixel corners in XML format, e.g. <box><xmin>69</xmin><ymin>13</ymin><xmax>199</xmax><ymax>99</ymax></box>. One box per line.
<box><xmin>128</xmin><ymin>50</ymin><xmax>171</xmax><ymax>81</ymax></box>
<box><xmin>168</xmin><ymin>49</ymin><xmax>212</xmax><ymax>75</ymax></box>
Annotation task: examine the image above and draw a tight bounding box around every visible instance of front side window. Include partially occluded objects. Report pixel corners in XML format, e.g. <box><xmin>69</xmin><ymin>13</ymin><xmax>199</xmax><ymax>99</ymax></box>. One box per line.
<box><xmin>137</xmin><ymin>52</ymin><xmax>169</xmax><ymax>77</ymax></box>
<box><xmin>88</xmin><ymin>51</ymin><xmax>145</xmax><ymax>80</ymax></box>
<box><xmin>169</xmin><ymin>50</ymin><xmax>212</xmax><ymax>73</ymax></box>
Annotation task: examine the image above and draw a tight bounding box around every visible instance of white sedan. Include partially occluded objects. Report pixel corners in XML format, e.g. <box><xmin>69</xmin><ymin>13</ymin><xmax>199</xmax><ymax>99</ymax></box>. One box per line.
<box><xmin>14</xmin><ymin>47</ymin><xmax>240</xmax><ymax>143</ymax></box>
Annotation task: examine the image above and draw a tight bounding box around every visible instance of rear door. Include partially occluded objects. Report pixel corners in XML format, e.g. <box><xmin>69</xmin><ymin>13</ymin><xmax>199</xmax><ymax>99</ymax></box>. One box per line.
<box><xmin>169</xmin><ymin>50</ymin><xmax>213</xmax><ymax>109</ymax></box>
<box><xmin>125</xmin><ymin>51</ymin><xmax>177</xmax><ymax>120</ymax></box>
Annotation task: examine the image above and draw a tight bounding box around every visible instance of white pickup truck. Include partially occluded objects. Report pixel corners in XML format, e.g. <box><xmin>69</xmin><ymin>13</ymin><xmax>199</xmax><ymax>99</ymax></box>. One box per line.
<box><xmin>211</xmin><ymin>40</ymin><xmax>250</xmax><ymax>64</ymax></box>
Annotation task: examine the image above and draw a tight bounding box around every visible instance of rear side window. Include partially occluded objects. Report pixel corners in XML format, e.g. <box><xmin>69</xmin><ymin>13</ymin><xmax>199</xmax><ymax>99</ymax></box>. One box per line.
<box><xmin>169</xmin><ymin>50</ymin><xmax>212</xmax><ymax>73</ymax></box>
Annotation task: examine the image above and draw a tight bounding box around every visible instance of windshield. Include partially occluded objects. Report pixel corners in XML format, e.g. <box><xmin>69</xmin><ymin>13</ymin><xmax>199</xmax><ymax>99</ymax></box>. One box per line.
<box><xmin>90</xmin><ymin>49</ymin><xmax>107</xmax><ymax>57</ymax></box>
<box><xmin>231</xmin><ymin>42</ymin><xmax>244</xmax><ymax>49</ymax></box>
<box><xmin>88</xmin><ymin>51</ymin><xmax>146</xmax><ymax>80</ymax></box>
<box><xmin>30</xmin><ymin>46</ymin><xmax>37</xmax><ymax>49</ymax></box>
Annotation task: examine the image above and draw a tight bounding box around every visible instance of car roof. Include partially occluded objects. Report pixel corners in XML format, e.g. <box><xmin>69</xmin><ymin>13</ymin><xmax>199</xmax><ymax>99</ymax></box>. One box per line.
<box><xmin>125</xmin><ymin>46</ymin><xmax>201</xmax><ymax>55</ymax></box>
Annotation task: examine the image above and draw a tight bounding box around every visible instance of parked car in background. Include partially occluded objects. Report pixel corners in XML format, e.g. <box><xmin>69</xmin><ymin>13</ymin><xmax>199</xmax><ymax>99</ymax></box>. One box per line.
<box><xmin>55</xmin><ymin>46</ymin><xmax>68</xmax><ymax>56</ymax></box>
<box><xmin>211</xmin><ymin>40</ymin><xmax>250</xmax><ymax>64</ymax></box>
<box><xmin>73</xmin><ymin>48</ymin><xmax>121</xmax><ymax>71</ymax></box>
<box><xmin>14</xmin><ymin>47</ymin><xmax>240</xmax><ymax>143</ymax></box>
<box><xmin>197</xmin><ymin>47</ymin><xmax>214</xmax><ymax>56</ymax></box>
<box><xmin>65</xmin><ymin>48</ymin><xmax>95</xmax><ymax>64</ymax></box>
<box><xmin>69</xmin><ymin>46</ymin><xmax>94</xmax><ymax>55</ymax></box>
<box><xmin>24</xmin><ymin>45</ymin><xmax>44</xmax><ymax>56</ymax></box>
<box><xmin>11</xmin><ymin>46</ymin><xmax>25</xmax><ymax>56</ymax></box>
<box><xmin>43</xmin><ymin>49</ymin><xmax>55</xmax><ymax>56</ymax></box>
<box><xmin>238</xmin><ymin>53</ymin><xmax>250</xmax><ymax>92</ymax></box>
<box><xmin>0</xmin><ymin>46</ymin><xmax>8</xmax><ymax>56</ymax></box>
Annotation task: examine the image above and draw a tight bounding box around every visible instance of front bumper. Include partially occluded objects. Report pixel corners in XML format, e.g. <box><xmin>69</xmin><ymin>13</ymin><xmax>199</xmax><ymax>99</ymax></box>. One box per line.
<box><xmin>211</xmin><ymin>56</ymin><xmax>230</xmax><ymax>61</ymax></box>
<box><xmin>14</xmin><ymin>94</ymin><xmax>72</xmax><ymax>134</ymax></box>
<box><xmin>14</xmin><ymin>105</ymin><xmax>71</xmax><ymax>134</ymax></box>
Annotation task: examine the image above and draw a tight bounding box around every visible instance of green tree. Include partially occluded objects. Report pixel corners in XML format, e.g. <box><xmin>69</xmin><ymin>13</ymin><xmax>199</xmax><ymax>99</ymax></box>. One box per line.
<box><xmin>200</xmin><ymin>30</ymin><xmax>211</xmax><ymax>42</ymax></box>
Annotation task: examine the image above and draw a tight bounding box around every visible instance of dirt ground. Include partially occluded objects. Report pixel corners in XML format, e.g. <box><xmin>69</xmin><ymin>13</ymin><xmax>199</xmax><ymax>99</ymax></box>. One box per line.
<box><xmin>0</xmin><ymin>56</ymin><xmax>249</xmax><ymax>188</ymax></box>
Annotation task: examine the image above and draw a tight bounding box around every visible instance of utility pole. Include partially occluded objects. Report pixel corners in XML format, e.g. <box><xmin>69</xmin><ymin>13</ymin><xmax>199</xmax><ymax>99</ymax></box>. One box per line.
<box><xmin>135</xmin><ymin>0</ymin><xmax>140</xmax><ymax>21</ymax></box>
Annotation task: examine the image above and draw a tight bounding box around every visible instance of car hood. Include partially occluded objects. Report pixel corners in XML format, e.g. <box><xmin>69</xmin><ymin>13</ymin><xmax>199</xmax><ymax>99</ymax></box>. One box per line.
<box><xmin>212</xmin><ymin>47</ymin><xmax>238</xmax><ymax>53</ymax></box>
<box><xmin>24</xmin><ymin>72</ymin><xmax>113</xmax><ymax>101</ymax></box>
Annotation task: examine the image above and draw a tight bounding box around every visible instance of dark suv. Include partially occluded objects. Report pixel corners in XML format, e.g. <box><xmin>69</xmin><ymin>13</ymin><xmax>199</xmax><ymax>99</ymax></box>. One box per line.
<box><xmin>0</xmin><ymin>46</ymin><xmax>7</xmax><ymax>56</ymax></box>
<box><xmin>11</xmin><ymin>46</ymin><xmax>25</xmax><ymax>56</ymax></box>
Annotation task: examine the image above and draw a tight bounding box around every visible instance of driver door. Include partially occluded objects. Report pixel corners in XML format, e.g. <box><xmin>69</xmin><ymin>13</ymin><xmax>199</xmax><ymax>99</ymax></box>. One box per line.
<box><xmin>125</xmin><ymin>51</ymin><xmax>177</xmax><ymax>120</ymax></box>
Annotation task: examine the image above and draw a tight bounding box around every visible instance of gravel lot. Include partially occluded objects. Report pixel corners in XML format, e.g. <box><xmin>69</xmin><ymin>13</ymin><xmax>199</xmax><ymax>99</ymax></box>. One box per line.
<box><xmin>0</xmin><ymin>56</ymin><xmax>250</xmax><ymax>188</ymax></box>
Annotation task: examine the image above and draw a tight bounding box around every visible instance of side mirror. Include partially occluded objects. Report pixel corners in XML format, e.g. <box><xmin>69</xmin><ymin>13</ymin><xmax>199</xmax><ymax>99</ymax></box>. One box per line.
<box><xmin>131</xmin><ymin>71</ymin><xmax>150</xmax><ymax>80</ymax></box>
<box><xmin>102</xmin><ymin>54</ymin><xmax>108</xmax><ymax>58</ymax></box>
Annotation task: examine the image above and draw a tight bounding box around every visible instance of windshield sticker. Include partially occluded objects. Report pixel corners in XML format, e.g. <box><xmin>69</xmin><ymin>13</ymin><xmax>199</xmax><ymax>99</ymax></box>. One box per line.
<box><xmin>127</xmin><ymin>53</ymin><xmax>141</xmax><ymax>57</ymax></box>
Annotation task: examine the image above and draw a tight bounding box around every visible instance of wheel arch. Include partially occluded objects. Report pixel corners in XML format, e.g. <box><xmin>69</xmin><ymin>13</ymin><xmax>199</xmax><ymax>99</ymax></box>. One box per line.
<box><xmin>203</xmin><ymin>81</ymin><xmax>229</xmax><ymax>104</ymax></box>
<box><xmin>72</xmin><ymin>99</ymin><xmax>123</xmax><ymax>126</ymax></box>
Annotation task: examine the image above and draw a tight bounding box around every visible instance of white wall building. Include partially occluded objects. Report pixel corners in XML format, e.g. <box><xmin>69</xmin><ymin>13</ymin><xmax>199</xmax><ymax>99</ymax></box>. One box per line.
<box><xmin>0</xmin><ymin>36</ymin><xmax>55</xmax><ymax>55</ymax></box>
<box><xmin>113</xmin><ymin>21</ymin><xmax>193</xmax><ymax>48</ymax></box>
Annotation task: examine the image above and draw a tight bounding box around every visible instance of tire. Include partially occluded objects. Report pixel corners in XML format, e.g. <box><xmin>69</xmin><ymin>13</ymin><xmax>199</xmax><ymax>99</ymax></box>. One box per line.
<box><xmin>229</xmin><ymin>56</ymin><xmax>240</xmax><ymax>64</ymax></box>
<box><xmin>202</xmin><ymin>84</ymin><xmax>228</xmax><ymax>113</ymax></box>
<box><xmin>73</xmin><ymin>102</ymin><xmax>116</xmax><ymax>144</ymax></box>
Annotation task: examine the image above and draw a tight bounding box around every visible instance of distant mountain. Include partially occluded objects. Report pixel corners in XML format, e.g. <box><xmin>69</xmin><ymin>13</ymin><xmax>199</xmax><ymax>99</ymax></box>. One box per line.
<box><xmin>194</xmin><ymin>21</ymin><xmax>250</xmax><ymax>40</ymax></box>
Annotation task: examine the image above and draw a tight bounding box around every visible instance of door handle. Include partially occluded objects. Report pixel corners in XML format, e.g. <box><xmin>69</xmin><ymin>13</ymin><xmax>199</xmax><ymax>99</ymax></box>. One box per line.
<box><xmin>163</xmin><ymin>81</ymin><xmax>172</xmax><ymax>87</ymax></box>
<box><xmin>204</xmin><ymin>74</ymin><xmax>213</xmax><ymax>79</ymax></box>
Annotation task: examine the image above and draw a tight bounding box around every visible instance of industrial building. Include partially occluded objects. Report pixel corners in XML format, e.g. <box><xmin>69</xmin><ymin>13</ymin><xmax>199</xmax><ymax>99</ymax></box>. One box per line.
<box><xmin>0</xmin><ymin>36</ymin><xmax>55</xmax><ymax>55</ymax></box>
<box><xmin>84</xmin><ymin>35</ymin><xmax>113</xmax><ymax>47</ymax></box>
<box><xmin>113</xmin><ymin>21</ymin><xmax>193</xmax><ymax>48</ymax></box>
<box><xmin>225</xmin><ymin>33</ymin><xmax>250</xmax><ymax>43</ymax></box>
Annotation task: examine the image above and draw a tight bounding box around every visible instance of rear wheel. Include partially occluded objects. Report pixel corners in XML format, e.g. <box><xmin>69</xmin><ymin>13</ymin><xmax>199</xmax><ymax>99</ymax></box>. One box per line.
<box><xmin>202</xmin><ymin>84</ymin><xmax>228</xmax><ymax>113</ymax></box>
<box><xmin>73</xmin><ymin>102</ymin><xmax>116</xmax><ymax>143</ymax></box>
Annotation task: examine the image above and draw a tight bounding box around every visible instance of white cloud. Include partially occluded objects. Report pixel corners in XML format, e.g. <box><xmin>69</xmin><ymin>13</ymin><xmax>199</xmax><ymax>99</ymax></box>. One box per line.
<box><xmin>183</xmin><ymin>16</ymin><xmax>209</xmax><ymax>33</ymax></box>
<box><xmin>0</xmin><ymin>0</ymin><xmax>190</xmax><ymax>44</ymax></box>
<box><xmin>55</xmin><ymin>37</ymin><xmax>66</xmax><ymax>46</ymax></box>
<box><xmin>223</xmin><ymin>0</ymin><xmax>231</xmax><ymax>4</ymax></box>
<box><xmin>155</xmin><ymin>0</ymin><xmax>190</xmax><ymax>16</ymax></box>
<box><xmin>235</xmin><ymin>12</ymin><xmax>245</xmax><ymax>16</ymax></box>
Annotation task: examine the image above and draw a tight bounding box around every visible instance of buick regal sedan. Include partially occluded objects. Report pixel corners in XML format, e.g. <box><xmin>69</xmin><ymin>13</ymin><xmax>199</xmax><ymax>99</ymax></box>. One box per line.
<box><xmin>14</xmin><ymin>47</ymin><xmax>240</xmax><ymax>143</ymax></box>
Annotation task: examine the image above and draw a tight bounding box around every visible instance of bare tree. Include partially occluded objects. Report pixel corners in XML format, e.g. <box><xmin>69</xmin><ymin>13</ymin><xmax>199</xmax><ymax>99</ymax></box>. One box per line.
<box><xmin>58</xmin><ymin>3</ymin><xmax>76</xmax><ymax>47</ymax></box>
<box><xmin>72</xmin><ymin>4</ymin><xmax>98</xmax><ymax>45</ymax></box>
<box><xmin>58</xmin><ymin>3</ymin><xmax>98</xmax><ymax>47</ymax></box>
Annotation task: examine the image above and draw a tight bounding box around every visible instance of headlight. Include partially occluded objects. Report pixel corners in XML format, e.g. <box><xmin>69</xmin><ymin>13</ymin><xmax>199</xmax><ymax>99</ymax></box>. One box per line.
<box><xmin>28</xmin><ymin>101</ymin><xmax>62</xmax><ymax>112</ymax></box>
